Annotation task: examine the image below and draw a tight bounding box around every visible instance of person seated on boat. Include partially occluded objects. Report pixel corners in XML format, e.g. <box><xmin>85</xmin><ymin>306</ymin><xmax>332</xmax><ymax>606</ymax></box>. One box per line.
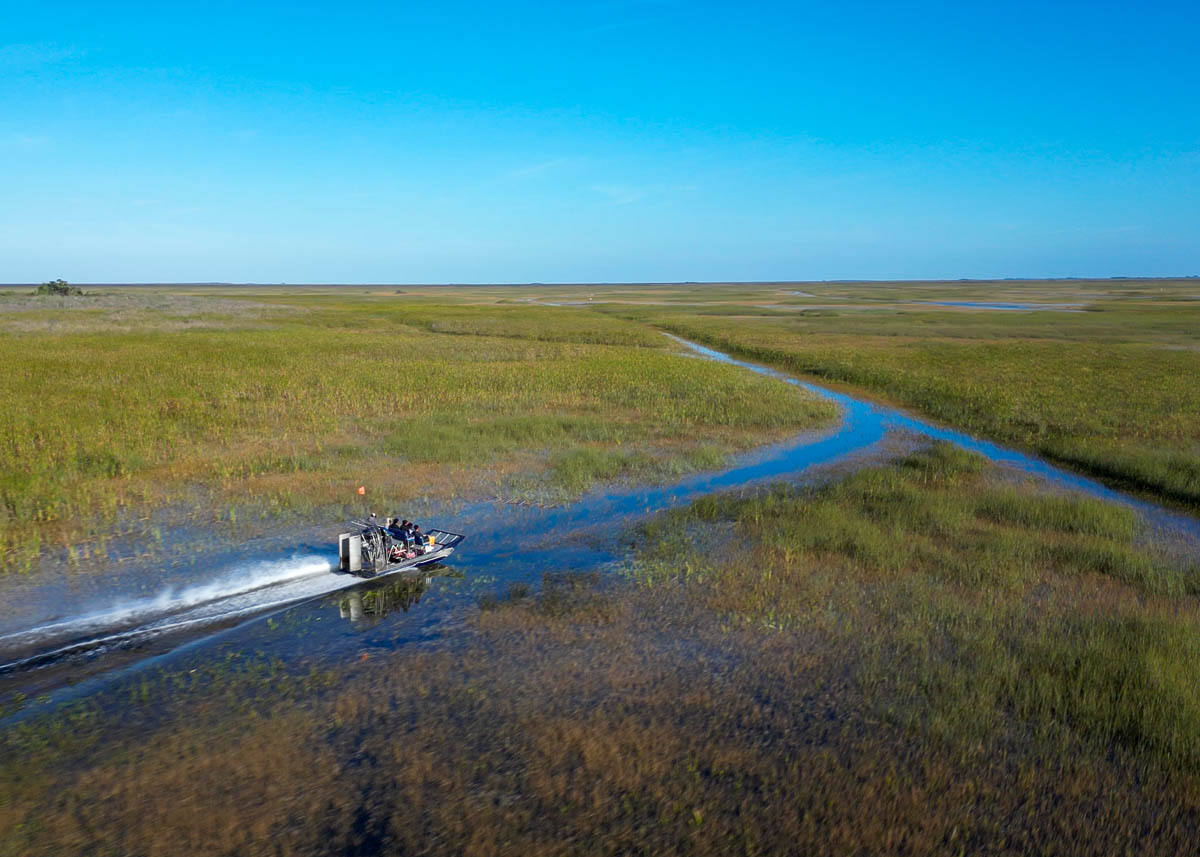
<box><xmin>410</xmin><ymin>524</ymin><xmax>425</xmax><ymax>553</ymax></box>
<box><xmin>388</xmin><ymin>517</ymin><xmax>409</xmax><ymax>541</ymax></box>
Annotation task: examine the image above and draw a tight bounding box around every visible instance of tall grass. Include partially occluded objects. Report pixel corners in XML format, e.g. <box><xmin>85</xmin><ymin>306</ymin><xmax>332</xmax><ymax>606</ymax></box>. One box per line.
<box><xmin>0</xmin><ymin>294</ymin><xmax>834</xmax><ymax>573</ymax></box>
<box><xmin>639</xmin><ymin>304</ymin><xmax>1200</xmax><ymax>507</ymax></box>
<box><xmin>5</xmin><ymin>448</ymin><xmax>1200</xmax><ymax>856</ymax></box>
<box><xmin>634</xmin><ymin>443</ymin><xmax>1200</xmax><ymax>762</ymax></box>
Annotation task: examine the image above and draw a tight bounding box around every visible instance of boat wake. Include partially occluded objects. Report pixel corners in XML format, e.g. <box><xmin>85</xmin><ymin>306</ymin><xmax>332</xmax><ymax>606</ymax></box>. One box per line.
<box><xmin>0</xmin><ymin>554</ymin><xmax>346</xmax><ymax>675</ymax></box>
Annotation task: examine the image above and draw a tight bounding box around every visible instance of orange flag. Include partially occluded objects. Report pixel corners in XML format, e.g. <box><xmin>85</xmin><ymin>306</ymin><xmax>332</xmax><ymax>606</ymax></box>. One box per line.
<box><xmin>357</xmin><ymin>486</ymin><xmax>366</xmax><ymax>495</ymax></box>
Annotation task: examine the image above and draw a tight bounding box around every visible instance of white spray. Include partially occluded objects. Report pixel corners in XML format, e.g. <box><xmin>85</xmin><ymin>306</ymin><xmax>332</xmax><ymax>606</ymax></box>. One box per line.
<box><xmin>0</xmin><ymin>554</ymin><xmax>336</xmax><ymax>651</ymax></box>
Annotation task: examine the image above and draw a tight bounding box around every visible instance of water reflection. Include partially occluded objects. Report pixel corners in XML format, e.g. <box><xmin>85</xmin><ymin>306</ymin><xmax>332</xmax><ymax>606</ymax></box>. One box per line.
<box><xmin>335</xmin><ymin>573</ymin><xmax>432</xmax><ymax>626</ymax></box>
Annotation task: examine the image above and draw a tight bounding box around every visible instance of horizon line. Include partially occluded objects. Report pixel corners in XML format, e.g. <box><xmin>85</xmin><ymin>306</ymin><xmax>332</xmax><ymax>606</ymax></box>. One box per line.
<box><xmin>4</xmin><ymin>275</ymin><xmax>1199</xmax><ymax>288</ymax></box>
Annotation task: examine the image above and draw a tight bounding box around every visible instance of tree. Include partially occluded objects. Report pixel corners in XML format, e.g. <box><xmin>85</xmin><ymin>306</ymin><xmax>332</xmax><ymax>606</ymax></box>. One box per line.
<box><xmin>35</xmin><ymin>279</ymin><xmax>83</xmax><ymax>296</ymax></box>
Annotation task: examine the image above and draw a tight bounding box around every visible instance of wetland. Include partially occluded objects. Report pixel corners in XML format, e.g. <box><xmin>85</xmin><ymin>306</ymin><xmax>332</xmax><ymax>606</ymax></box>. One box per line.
<box><xmin>2</xmin><ymin>279</ymin><xmax>1199</xmax><ymax>856</ymax></box>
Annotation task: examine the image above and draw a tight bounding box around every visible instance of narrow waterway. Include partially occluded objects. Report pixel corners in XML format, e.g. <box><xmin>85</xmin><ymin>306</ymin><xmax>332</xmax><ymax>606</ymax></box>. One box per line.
<box><xmin>2</xmin><ymin>336</ymin><xmax>1197</xmax><ymax>716</ymax></box>
<box><xmin>672</xmin><ymin>336</ymin><xmax>1200</xmax><ymax>543</ymax></box>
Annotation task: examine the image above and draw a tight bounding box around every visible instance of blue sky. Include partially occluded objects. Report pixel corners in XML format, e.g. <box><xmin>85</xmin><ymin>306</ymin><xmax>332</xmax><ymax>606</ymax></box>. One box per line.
<box><xmin>2</xmin><ymin>1</ymin><xmax>1197</xmax><ymax>283</ymax></box>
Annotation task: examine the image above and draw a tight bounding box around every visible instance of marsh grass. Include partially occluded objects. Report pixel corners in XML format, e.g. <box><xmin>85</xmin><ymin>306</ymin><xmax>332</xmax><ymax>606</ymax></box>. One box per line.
<box><xmin>634</xmin><ymin>444</ymin><xmax>1200</xmax><ymax>762</ymax></box>
<box><xmin>396</xmin><ymin>302</ymin><xmax>667</xmax><ymax>347</ymax></box>
<box><xmin>636</xmin><ymin>303</ymin><xmax>1200</xmax><ymax>507</ymax></box>
<box><xmin>5</xmin><ymin>282</ymin><xmax>1200</xmax><ymax>854</ymax></box>
<box><xmin>0</xmin><ymin>294</ymin><xmax>833</xmax><ymax>573</ymax></box>
<box><xmin>5</xmin><ymin>448</ymin><xmax>1200</xmax><ymax>856</ymax></box>
<box><xmin>0</xmin><ymin>291</ymin><xmax>300</xmax><ymax>333</ymax></box>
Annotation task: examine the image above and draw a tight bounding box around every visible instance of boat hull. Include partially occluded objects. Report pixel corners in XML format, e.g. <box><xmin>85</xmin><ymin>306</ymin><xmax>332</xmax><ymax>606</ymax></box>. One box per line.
<box><xmin>355</xmin><ymin>546</ymin><xmax>454</xmax><ymax>578</ymax></box>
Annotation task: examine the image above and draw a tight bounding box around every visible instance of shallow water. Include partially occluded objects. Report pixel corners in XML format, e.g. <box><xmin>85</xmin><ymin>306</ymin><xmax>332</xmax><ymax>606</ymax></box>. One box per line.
<box><xmin>919</xmin><ymin>300</ymin><xmax>1085</xmax><ymax>311</ymax></box>
<box><xmin>2</xmin><ymin>336</ymin><xmax>1197</xmax><ymax>715</ymax></box>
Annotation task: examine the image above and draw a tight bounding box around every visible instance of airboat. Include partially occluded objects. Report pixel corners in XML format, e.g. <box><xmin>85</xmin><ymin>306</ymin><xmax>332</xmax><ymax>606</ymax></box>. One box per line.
<box><xmin>337</xmin><ymin>517</ymin><xmax>465</xmax><ymax>578</ymax></box>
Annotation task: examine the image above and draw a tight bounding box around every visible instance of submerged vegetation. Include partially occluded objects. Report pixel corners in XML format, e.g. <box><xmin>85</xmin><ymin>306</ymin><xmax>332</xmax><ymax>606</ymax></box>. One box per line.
<box><xmin>4</xmin><ymin>446</ymin><xmax>1199</xmax><ymax>855</ymax></box>
<box><xmin>637</xmin><ymin>444</ymin><xmax>1200</xmax><ymax>762</ymax></box>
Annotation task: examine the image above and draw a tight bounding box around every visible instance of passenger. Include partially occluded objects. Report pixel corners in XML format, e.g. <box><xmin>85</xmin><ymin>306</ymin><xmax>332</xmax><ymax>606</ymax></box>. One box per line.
<box><xmin>411</xmin><ymin>524</ymin><xmax>424</xmax><ymax>553</ymax></box>
<box><xmin>388</xmin><ymin>517</ymin><xmax>408</xmax><ymax>539</ymax></box>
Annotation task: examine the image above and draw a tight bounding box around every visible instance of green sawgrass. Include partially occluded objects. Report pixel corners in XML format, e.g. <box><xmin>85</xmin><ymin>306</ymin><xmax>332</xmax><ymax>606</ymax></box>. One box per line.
<box><xmin>0</xmin><ymin>293</ymin><xmax>834</xmax><ymax>573</ymax></box>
